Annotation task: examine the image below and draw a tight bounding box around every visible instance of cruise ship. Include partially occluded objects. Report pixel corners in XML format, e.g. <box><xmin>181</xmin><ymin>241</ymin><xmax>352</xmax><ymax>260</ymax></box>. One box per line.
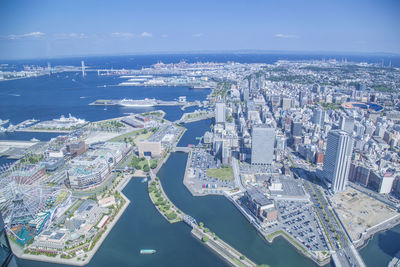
<box><xmin>118</xmin><ymin>98</ymin><xmax>157</xmax><ymax>107</ymax></box>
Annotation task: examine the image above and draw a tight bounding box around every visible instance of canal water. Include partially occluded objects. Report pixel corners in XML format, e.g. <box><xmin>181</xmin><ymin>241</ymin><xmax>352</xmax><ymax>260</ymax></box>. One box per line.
<box><xmin>159</xmin><ymin>152</ymin><xmax>319</xmax><ymax>267</ymax></box>
<box><xmin>360</xmin><ymin>224</ymin><xmax>400</xmax><ymax>267</ymax></box>
<box><xmin>6</xmin><ymin>53</ymin><xmax>400</xmax><ymax>266</ymax></box>
<box><xmin>17</xmin><ymin>179</ymin><xmax>228</xmax><ymax>267</ymax></box>
<box><xmin>16</xmin><ymin>119</ymin><xmax>400</xmax><ymax>267</ymax></box>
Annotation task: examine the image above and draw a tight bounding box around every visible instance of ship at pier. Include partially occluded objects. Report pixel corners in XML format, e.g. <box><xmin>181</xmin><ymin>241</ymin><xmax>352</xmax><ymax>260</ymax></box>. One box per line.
<box><xmin>118</xmin><ymin>98</ymin><xmax>157</xmax><ymax>107</ymax></box>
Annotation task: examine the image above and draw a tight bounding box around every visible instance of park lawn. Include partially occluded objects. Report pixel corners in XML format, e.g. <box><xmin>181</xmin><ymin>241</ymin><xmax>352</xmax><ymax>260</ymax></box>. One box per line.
<box><xmin>137</xmin><ymin>159</ymin><xmax>148</xmax><ymax>169</ymax></box>
<box><xmin>110</xmin><ymin>128</ymin><xmax>156</xmax><ymax>142</ymax></box>
<box><xmin>206</xmin><ymin>167</ymin><xmax>234</xmax><ymax>180</ymax></box>
<box><xmin>134</xmin><ymin>131</ymin><xmax>154</xmax><ymax>142</ymax></box>
<box><xmin>109</xmin><ymin>130</ymin><xmax>137</xmax><ymax>142</ymax></box>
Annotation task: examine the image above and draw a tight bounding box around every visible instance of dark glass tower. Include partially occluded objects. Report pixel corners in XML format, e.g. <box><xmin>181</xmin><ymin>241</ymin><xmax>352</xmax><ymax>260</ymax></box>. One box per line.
<box><xmin>0</xmin><ymin>213</ymin><xmax>17</xmax><ymax>267</ymax></box>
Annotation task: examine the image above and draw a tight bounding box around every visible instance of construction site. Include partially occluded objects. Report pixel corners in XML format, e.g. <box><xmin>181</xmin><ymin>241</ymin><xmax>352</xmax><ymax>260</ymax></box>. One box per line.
<box><xmin>330</xmin><ymin>187</ymin><xmax>399</xmax><ymax>242</ymax></box>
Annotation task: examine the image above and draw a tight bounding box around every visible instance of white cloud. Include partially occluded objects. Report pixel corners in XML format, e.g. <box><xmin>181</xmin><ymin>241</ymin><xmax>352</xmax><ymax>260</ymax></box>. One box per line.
<box><xmin>140</xmin><ymin>32</ymin><xmax>152</xmax><ymax>38</ymax></box>
<box><xmin>53</xmin><ymin>33</ymin><xmax>88</xmax><ymax>39</ymax></box>
<box><xmin>5</xmin><ymin>31</ymin><xmax>45</xmax><ymax>40</ymax></box>
<box><xmin>111</xmin><ymin>32</ymin><xmax>152</xmax><ymax>38</ymax></box>
<box><xmin>161</xmin><ymin>34</ymin><xmax>168</xmax><ymax>38</ymax></box>
<box><xmin>111</xmin><ymin>32</ymin><xmax>135</xmax><ymax>38</ymax></box>
<box><xmin>275</xmin><ymin>33</ymin><xmax>299</xmax><ymax>39</ymax></box>
<box><xmin>192</xmin><ymin>33</ymin><xmax>203</xmax><ymax>38</ymax></box>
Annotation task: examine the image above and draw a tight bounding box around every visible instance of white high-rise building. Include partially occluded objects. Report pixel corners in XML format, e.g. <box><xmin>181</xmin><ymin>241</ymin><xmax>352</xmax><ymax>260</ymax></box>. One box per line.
<box><xmin>215</xmin><ymin>103</ymin><xmax>226</xmax><ymax>124</ymax></box>
<box><xmin>323</xmin><ymin>130</ymin><xmax>353</xmax><ymax>193</ymax></box>
<box><xmin>251</xmin><ymin>125</ymin><xmax>275</xmax><ymax>165</ymax></box>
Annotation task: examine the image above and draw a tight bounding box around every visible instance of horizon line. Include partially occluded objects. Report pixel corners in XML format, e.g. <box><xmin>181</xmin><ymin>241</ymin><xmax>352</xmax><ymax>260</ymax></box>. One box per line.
<box><xmin>1</xmin><ymin>49</ymin><xmax>400</xmax><ymax>61</ymax></box>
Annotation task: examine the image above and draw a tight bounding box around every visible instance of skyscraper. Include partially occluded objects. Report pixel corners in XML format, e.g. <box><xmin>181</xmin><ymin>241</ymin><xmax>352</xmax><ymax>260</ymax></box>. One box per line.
<box><xmin>339</xmin><ymin>116</ymin><xmax>354</xmax><ymax>134</ymax></box>
<box><xmin>291</xmin><ymin>121</ymin><xmax>302</xmax><ymax>137</ymax></box>
<box><xmin>215</xmin><ymin>103</ymin><xmax>226</xmax><ymax>124</ymax></box>
<box><xmin>251</xmin><ymin>125</ymin><xmax>275</xmax><ymax>165</ymax></box>
<box><xmin>281</xmin><ymin>98</ymin><xmax>292</xmax><ymax>110</ymax></box>
<box><xmin>323</xmin><ymin>130</ymin><xmax>353</xmax><ymax>193</ymax></box>
<box><xmin>313</xmin><ymin>108</ymin><xmax>326</xmax><ymax>126</ymax></box>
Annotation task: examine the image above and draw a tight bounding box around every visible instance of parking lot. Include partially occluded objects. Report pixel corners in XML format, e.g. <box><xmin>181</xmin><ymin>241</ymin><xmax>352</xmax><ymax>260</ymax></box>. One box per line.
<box><xmin>188</xmin><ymin>149</ymin><xmax>235</xmax><ymax>192</ymax></box>
<box><xmin>277</xmin><ymin>200</ymin><xmax>329</xmax><ymax>253</ymax></box>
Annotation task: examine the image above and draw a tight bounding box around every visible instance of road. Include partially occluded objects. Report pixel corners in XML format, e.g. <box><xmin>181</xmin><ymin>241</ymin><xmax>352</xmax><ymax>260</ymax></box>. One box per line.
<box><xmin>299</xmin><ymin>168</ymin><xmax>366</xmax><ymax>267</ymax></box>
<box><xmin>232</xmin><ymin>157</ymin><xmax>245</xmax><ymax>192</ymax></box>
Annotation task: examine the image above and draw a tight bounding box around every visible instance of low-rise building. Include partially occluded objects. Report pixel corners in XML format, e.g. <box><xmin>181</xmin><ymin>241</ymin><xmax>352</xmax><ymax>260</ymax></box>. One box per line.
<box><xmin>244</xmin><ymin>188</ymin><xmax>277</xmax><ymax>223</ymax></box>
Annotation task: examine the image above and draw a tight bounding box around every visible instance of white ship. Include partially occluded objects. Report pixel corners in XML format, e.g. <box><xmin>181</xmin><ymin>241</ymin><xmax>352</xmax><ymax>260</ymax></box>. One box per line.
<box><xmin>53</xmin><ymin>114</ymin><xmax>86</xmax><ymax>124</ymax></box>
<box><xmin>118</xmin><ymin>98</ymin><xmax>157</xmax><ymax>107</ymax></box>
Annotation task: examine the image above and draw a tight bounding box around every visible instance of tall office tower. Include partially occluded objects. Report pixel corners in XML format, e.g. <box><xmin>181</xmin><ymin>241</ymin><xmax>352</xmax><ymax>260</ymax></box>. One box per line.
<box><xmin>299</xmin><ymin>91</ymin><xmax>307</xmax><ymax>107</ymax></box>
<box><xmin>291</xmin><ymin>121</ymin><xmax>302</xmax><ymax>137</ymax></box>
<box><xmin>339</xmin><ymin>116</ymin><xmax>354</xmax><ymax>134</ymax></box>
<box><xmin>81</xmin><ymin>60</ymin><xmax>86</xmax><ymax>77</ymax></box>
<box><xmin>323</xmin><ymin>130</ymin><xmax>353</xmax><ymax>193</ymax></box>
<box><xmin>313</xmin><ymin>108</ymin><xmax>326</xmax><ymax>126</ymax></box>
<box><xmin>215</xmin><ymin>103</ymin><xmax>226</xmax><ymax>124</ymax></box>
<box><xmin>251</xmin><ymin>125</ymin><xmax>275</xmax><ymax>165</ymax></box>
<box><xmin>222</xmin><ymin>141</ymin><xmax>232</xmax><ymax>165</ymax></box>
<box><xmin>242</xmin><ymin>88</ymin><xmax>250</xmax><ymax>102</ymax></box>
<box><xmin>281</xmin><ymin>98</ymin><xmax>292</xmax><ymax>110</ymax></box>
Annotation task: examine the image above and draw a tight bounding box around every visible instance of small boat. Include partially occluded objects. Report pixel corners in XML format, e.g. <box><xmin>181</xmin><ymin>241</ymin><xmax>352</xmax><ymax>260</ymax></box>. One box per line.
<box><xmin>140</xmin><ymin>249</ymin><xmax>156</xmax><ymax>254</ymax></box>
<box><xmin>141</xmin><ymin>177</ymin><xmax>148</xmax><ymax>183</ymax></box>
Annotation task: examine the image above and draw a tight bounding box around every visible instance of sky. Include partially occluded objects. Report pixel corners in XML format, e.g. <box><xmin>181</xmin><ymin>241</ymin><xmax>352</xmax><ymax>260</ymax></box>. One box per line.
<box><xmin>0</xmin><ymin>0</ymin><xmax>399</xmax><ymax>59</ymax></box>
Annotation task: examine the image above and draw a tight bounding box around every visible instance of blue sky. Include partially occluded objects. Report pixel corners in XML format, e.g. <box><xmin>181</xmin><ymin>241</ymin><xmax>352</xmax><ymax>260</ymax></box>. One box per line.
<box><xmin>0</xmin><ymin>0</ymin><xmax>399</xmax><ymax>59</ymax></box>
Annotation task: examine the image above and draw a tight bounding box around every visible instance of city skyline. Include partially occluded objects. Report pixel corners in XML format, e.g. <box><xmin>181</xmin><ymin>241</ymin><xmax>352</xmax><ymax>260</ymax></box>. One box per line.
<box><xmin>0</xmin><ymin>0</ymin><xmax>399</xmax><ymax>59</ymax></box>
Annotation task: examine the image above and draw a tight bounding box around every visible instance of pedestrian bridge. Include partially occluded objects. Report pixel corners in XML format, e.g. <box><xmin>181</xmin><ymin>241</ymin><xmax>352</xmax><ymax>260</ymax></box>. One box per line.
<box><xmin>183</xmin><ymin>214</ymin><xmax>198</xmax><ymax>228</ymax></box>
<box><xmin>173</xmin><ymin>147</ymin><xmax>191</xmax><ymax>152</ymax></box>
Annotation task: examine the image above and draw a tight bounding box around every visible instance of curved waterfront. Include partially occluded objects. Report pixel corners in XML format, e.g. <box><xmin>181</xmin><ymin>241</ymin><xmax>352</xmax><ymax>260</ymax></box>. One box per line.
<box><xmin>159</xmin><ymin>152</ymin><xmax>319</xmax><ymax>267</ymax></box>
<box><xmin>6</xmin><ymin>54</ymin><xmax>400</xmax><ymax>267</ymax></box>
<box><xmin>17</xmin><ymin>179</ymin><xmax>227</xmax><ymax>267</ymax></box>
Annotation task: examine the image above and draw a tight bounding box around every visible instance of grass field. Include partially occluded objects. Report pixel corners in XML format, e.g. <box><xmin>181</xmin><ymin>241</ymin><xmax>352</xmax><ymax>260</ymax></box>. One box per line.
<box><xmin>110</xmin><ymin>127</ymin><xmax>157</xmax><ymax>143</ymax></box>
<box><xmin>206</xmin><ymin>167</ymin><xmax>234</xmax><ymax>180</ymax></box>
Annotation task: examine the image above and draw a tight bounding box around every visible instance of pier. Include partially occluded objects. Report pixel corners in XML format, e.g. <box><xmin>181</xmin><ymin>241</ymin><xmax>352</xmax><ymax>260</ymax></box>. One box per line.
<box><xmin>88</xmin><ymin>99</ymin><xmax>201</xmax><ymax>108</ymax></box>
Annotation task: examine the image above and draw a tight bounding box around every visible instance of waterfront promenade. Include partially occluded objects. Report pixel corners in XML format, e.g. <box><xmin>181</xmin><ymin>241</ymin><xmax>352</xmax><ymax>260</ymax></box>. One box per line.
<box><xmin>145</xmin><ymin>123</ymin><xmax>264</xmax><ymax>267</ymax></box>
<box><xmin>191</xmin><ymin>226</ymin><xmax>256</xmax><ymax>267</ymax></box>
<box><xmin>13</xmin><ymin>174</ymin><xmax>132</xmax><ymax>266</ymax></box>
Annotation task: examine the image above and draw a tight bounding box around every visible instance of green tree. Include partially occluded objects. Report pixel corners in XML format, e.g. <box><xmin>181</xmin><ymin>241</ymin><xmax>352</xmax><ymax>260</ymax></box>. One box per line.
<box><xmin>150</xmin><ymin>160</ymin><xmax>158</xmax><ymax>169</ymax></box>
<box><xmin>202</xmin><ymin>236</ymin><xmax>209</xmax><ymax>242</ymax></box>
<box><xmin>143</xmin><ymin>164</ymin><xmax>150</xmax><ymax>172</ymax></box>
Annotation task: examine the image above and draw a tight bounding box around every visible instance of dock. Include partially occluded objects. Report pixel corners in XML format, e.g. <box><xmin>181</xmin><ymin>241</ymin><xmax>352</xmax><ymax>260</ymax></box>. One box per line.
<box><xmin>89</xmin><ymin>99</ymin><xmax>201</xmax><ymax>108</ymax></box>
